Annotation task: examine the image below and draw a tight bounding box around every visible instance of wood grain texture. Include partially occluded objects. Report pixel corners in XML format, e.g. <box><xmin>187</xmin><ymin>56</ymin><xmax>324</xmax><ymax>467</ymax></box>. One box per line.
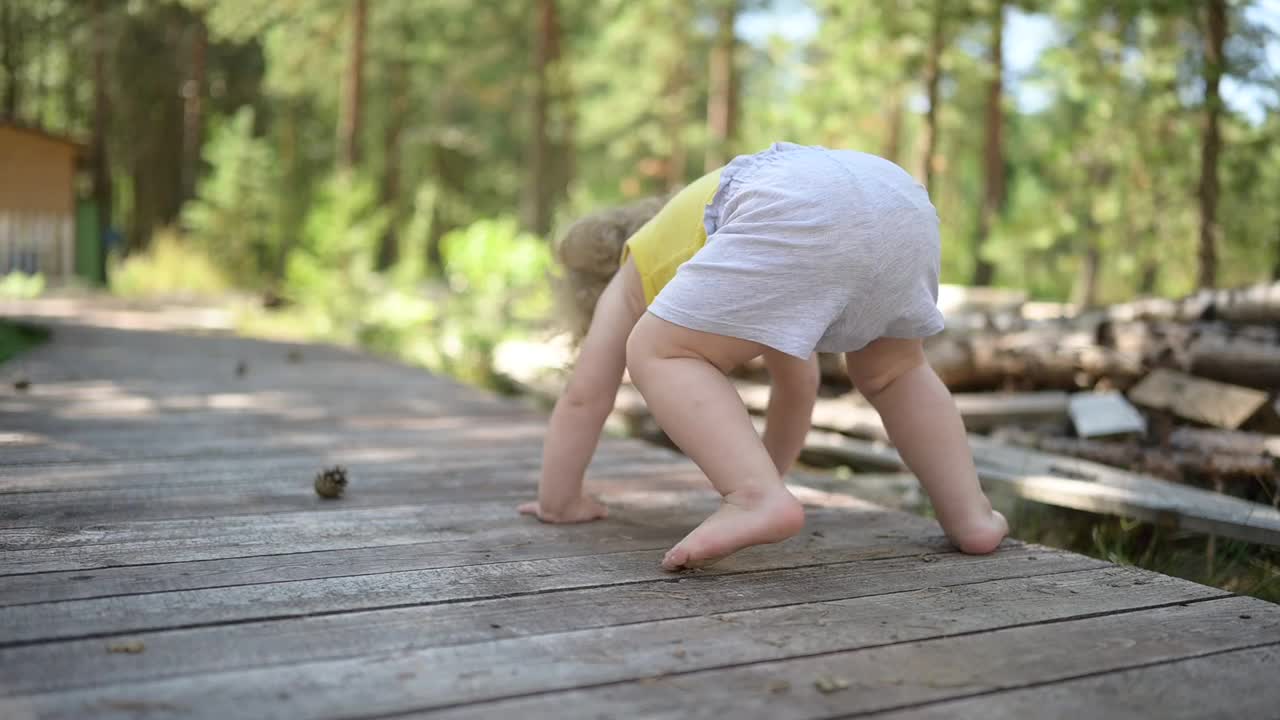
<box><xmin>3</xmin><ymin>301</ymin><xmax>1274</xmax><ymax>720</ymax></box>
<box><xmin>0</xmin><ymin>515</ymin><xmax>972</xmax><ymax>644</ymax></box>
<box><xmin>0</xmin><ymin>552</ymin><xmax>1125</xmax><ymax>698</ymax></box>
<box><xmin>426</xmin><ymin>596</ymin><xmax>1278</xmax><ymax>720</ymax></box>
<box><xmin>864</xmin><ymin>643</ymin><xmax>1280</xmax><ymax>720</ymax></box>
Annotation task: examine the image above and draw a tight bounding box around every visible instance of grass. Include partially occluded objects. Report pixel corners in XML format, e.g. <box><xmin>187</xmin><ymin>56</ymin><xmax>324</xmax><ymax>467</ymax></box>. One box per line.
<box><xmin>0</xmin><ymin>320</ymin><xmax>50</xmax><ymax>365</ymax></box>
<box><xmin>811</xmin><ymin>464</ymin><xmax>1280</xmax><ymax>604</ymax></box>
<box><xmin>108</xmin><ymin>230</ymin><xmax>231</xmax><ymax>299</ymax></box>
<box><xmin>1001</xmin><ymin>499</ymin><xmax>1280</xmax><ymax>603</ymax></box>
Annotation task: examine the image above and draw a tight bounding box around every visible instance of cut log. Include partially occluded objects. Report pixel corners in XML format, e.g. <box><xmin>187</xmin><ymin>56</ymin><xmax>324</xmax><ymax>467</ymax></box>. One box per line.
<box><xmin>1128</xmin><ymin>368</ymin><xmax>1269</xmax><ymax>430</ymax></box>
<box><xmin>1187</xmin><ymin>336</ymin><xmax>1280</xmax><ymax>390</ymax></box>
<box><xmin>494</xmin><ymin>340</ymin><xmax>1070</xmax><ymax>440</ymax></box>
<box><xmin>802</xmin><ymin>429</ymin><xmax>1280</xmax><ymax>547</ymax></box>
<box><xmin>1068</xmin><ymin>392</ymin><xmax>1147</xmax><ymax>438</ymax></box>
<box><xmin>991</xmin><ymin>428</ymin><xmax>1277</xmax><ymax>483</ymax></box>
<box><xmin>925</xmin><ymin>329</ymin><xmax>1144</xmax><ymax>392</ymax></box>
<box><xmin>1107</xmin><ymin>281</ymin><xmax>1280</xmax><ymax>324</ymax></box>
<box><xmin>1167</xmin><ymin>427</ymin><xmax>1280</xmax><ymax>458</ymax></box>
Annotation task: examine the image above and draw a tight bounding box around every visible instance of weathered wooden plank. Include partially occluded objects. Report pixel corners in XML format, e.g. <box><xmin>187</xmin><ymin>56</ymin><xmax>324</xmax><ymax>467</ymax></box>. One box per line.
<box><xmin>1128</xmin><ymin>368</ymin><xmax>1268</xmax><ymax>430</ymax></box>
<box><xmin>0</xmin><ymin>416</ymin><xmax>549</xmax><ymax>466</ymax></box>
<box><xmin>0</xmin><ymin>517</ymin><xmax>990</xmax><ymax>645</ymax></box>
<box><xmin>6</xmin><ymin>577</ymin><xmax>1254</xmax><ymax>720</ymax></box>
<box><xmin>864</xmin><ymin>644</ymin><xmax>1280</xmax><ymax>720</ymax></box>
<box><xmin>800</xmin><ymin>427</ymin><xmax>1280</xmax><ymax>546</ymax></box>
<box><xmin>0</xmin><ymin>501</ymin><xmax>536</xmax><ymax>574</ymax></box>
<box><xmin>0</xmin><ymin>454</ymin><xmax>692</xmax><ymax>527</ymax></box>
<box><xmin>0</xmin><ymin>436</ymin><xmax>674</xmax><ymax>493</ymax></box>
<box><xmin>0</xmin><ymin>482</ymin><xmax>935</xmax><ymax>604</ymax></box>
<box><xmin>1167</xmin><ymin>426</ymin><xmax>1280</xmax><ymax>458</ymax></box>
<box><xmin>424</xmin><ymin>596</ymin><xmax>1278</xmax><ymax>720</ymax></box>
<box><xmin>966</xmin><ymin>436</ymin><xmax>1280</xmax><ymax>546</ymax></box>
<box><xmin>0</xmin><ymin>516</ymin><xmax>682</xmax><ymax>607</ymax></box>
<box><xmin>0</xmin><ymin>552</ymin><xmax>1127</xmax><ymax>697</ymax></box>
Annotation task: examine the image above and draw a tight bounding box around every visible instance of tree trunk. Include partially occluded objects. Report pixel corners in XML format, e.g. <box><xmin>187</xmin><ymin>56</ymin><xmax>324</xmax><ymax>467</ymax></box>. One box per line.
<box><xmin>523</xmin><ymin>0</ymin><xmax>560</xmax><ymax>237</ymax></box>
<box><xmin>920</xmin><ymin>0</ymin><xmax>944</xmax><ymax>193</ymax></box>
<box><xmin>879</xmin><ymin>87</ymin><xmax>903</xmax><ymax>165</ymax></box>
<box><xmin>91</xmin><ymin>0</ymin><xmax>112</xmax><ymax>281</ymax></box>
<box><xmin>33</xmin><ymin>1</ymin><xmax>48</xmax><ymax>126</ymax></box>
<box><xmin>1073</xmin><ymin>242</ymin><xmax>1101</xmax><ymax>311</ymax></box>
<box><xmin>1072</xmin><ymin>161</ymin><xmax>1111</xmax><ymax>310</ymax></box>
<box><xmin>1</xmin><ymin>0</ymin><xmax>21</xmax><ymax>120</ymax></box>
<box><xmin>704</xmin><ymin>0</ymin><xmax>738</xmax><ymax>172</ymax></box>
<box><xmin>972</xmin><ymin>0</ymin><xmax>1004</xmax><ymax>287</ymax></box>
<box><xmin>1272</xmin><ymin>222</ymin><xmax>1280</xmax><ymax>281</ymax></box>
<box><xmin>1197</xmin><ymin>0</ymin><xmax>1226</xmax><ymax>290</ymax></box>
<box><xmin>377</xmin><ymin>56</ymin><xmax>409</xmax><ymax>270</ymax></box>
<box><xmin>276</xmin><ymin>101</ymin><xmax>301</xmax><ymax>282</ymax></box>
<box><xmin>181</xmin><ymin>15</ymin><xmax>207</xmax><ymax>204</ymax></box>
<box><xmin>337</xmin><ymin>0</ymin><xmax>367</xmax><ymax>172</ymax></box>
<box><xmin>663</xmin><ymin>3</ymin><xmax>692</xmax><ymax>191</ymax></box>
<box><xmin>61</xmin><ymin>8</ymin><xmax>78</xmax><ymax>134</ymax></box>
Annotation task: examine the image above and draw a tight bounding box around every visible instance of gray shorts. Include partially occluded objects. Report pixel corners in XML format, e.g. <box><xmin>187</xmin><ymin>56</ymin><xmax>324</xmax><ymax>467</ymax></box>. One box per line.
<box><xmin>648</xmin><ymin>142</ymin><xmax>945</xmax><ymax>359</ymax></box>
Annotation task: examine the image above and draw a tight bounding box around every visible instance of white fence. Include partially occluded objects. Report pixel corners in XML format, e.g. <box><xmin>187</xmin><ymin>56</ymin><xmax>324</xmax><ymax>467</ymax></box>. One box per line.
<box><xmin>0</xmin><ymin>211</ymin><xmax>75</xmax><ymax>278</ymax></box>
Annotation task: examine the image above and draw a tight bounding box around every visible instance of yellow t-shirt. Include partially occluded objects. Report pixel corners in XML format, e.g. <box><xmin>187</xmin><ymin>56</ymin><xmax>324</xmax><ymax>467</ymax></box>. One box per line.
<box><xmin>620</xmin><ymin>169</ymin><xmax>724</xmax><ymax>305</ymax></box>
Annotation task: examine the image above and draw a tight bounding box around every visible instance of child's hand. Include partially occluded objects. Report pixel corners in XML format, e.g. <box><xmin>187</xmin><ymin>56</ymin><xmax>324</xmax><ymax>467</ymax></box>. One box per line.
<box><xmin>518</xmin><ymin>496</ymin><xmax>609</xmax><ymax>524</ymax></box>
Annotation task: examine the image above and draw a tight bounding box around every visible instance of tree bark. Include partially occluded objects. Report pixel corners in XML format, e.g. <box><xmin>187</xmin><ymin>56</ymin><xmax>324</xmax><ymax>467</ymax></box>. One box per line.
<box><xmin>704</xmin><ymin>0</ymin><xmax>738</xmax><ymax>172</ymax></box>
<box><xmin>663</xmin><ymin>3</ymin><xmax>692</xmax><ymax>191</ymax></box>
<box><xmin>523</xmin><ymin>0</ymin><xmax>561</xmax><ymax>237</ymax></box>
<box><xmin>994</xmin><ymin>428</ymin><xmax>1276</xmax><ymax>484</ymax></box>
<box><xmin>972</xmin><ymin>0</ymin><xmax>1003</xmax><ymax>287</ymax></box>
<box><xmin>879</xmin><ymin>87</ymin><xmax>903</xmax><ymax>165</ymax></box>
<box><xmin>337</xmin><ymin>0</ymin><xmax>367</xmax><ymax>172</ymax></box>
<box><xmin>377</xmin><ymin>55</ymin><xmax>409</xmax><ymax>270</ymax></box>
<box><xmin>1</xmin><ymin>0</ymin><xmax>21</xmax><ymax>120</ymax></box>
<box><xmin>1197</xmin><ymin>0</ymin><xmax>1226</xmax><ymax>290</ymax></box>
<box><xmin>181</xmin><ymin>15</ymin><xmax>207</xmax><ymax>204</ymax></box>
<box><xmin>90</xmin><ymin>0</ymin><xmax>112</xmax><ymax>281</ymax></box>
<box><xmin>920</xmin><ymin>0</ymin><xmax>944</xmax><ymax>193</ymax></box>
<box><xmin>1073</xmin><ymin>242</ymin><xmax>1101</xmax><ymax>310</ymax></box>
<box><xmin>1272</xmin><ymin>222</ymin><xmax>1280</xmax><ymax>281</ymax></box>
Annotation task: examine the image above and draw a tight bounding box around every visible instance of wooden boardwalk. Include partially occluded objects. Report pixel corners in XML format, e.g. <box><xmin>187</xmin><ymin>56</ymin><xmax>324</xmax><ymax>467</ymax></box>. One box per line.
<box><xmin>1</xmin><ymin>300</ymin><xmax>1278</xmax><ymax>720</ymax></box>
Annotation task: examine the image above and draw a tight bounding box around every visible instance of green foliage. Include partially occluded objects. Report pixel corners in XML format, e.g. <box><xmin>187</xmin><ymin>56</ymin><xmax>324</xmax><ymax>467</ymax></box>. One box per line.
<box><xmin>182</xmin><ymin>107</ymin><xmax>284</xmax><ymax>287</ymax></box>
<box><xmin>0</xmin><ymin>272</ymin><xmax>46</xmax><ymax>299</ymax></box>
<box><xmin>108</xmin><ymin>229</ymin><xmax>231</xmax><ymax>298</ymax></box>
<box><xmin>0</xmin><ymin>320</ymin><xmax>50</xmax><ymax>365</ymax></box>
<box><xmin>426</xmin><ymin>218</ymin><xmax>555</xmax><ymax>386</ymax></box>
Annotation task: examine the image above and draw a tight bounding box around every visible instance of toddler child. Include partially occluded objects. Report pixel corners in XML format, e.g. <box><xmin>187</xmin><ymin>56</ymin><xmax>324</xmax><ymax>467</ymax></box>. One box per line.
<box><xmin>519</xmin><ymin>142</ymin><xmax>1008</xmax><ymax>570</ymax></box>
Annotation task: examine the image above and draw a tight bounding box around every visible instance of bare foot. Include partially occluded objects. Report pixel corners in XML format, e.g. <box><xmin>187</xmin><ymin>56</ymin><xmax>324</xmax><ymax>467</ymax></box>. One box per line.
<box><xmin>662</xmin><ymin>488</ymin><xmax>805</xmax><ymax>571</ymax></box>
<box><xmin>946</xmin><ymin>509</ymin><xmax>1009</xmax><ymax>555</ymax></box>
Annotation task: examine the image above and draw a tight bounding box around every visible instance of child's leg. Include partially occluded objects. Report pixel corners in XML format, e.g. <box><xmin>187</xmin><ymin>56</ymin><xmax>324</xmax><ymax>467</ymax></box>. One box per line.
<box><xmin>627</xmin><ymin>314</ymin><xmax>805</xmax><ymax>570</ymax></box>
<box><xmin>762</xmin><ymin>349</ymin><xmax>820</xmax><ymax>476</ymax></box>
<box><xmin>845</xmin><ymin>337</ymin><xmax>1007</xmax><ymax>554</ymax></box>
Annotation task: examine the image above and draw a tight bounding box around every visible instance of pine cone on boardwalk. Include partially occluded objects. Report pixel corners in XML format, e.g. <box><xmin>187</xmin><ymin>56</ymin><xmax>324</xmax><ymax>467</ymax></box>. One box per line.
<box><xmin>314</xmin><ymin>466</ymin><xmax>348</xmax><ymax>499</ymax></box>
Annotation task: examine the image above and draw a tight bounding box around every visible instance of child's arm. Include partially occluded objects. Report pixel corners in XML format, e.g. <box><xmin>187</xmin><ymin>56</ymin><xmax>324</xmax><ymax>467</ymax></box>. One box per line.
<box><xmin>519</xmin><ymin>261</ymin><xmax>646</xmax><ymax>523</ymax></box>
<box><xmin>761</xmin><ymin>349</ymin><xmax>820</xmax><ymax>476</ymax></box>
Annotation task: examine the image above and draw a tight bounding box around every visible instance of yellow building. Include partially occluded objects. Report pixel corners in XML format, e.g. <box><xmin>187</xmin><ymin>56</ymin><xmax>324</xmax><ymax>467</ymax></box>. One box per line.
<box><xmin>0</xmin><ymin>122</ymin><xmax>83</xmax><ymax>279</ymax></box>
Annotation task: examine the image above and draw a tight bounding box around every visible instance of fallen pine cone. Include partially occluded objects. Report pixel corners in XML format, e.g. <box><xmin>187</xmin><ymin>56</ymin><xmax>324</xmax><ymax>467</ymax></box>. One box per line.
<box><xmin>314</xmin><ymin>466</ymin><xmax>348</xmax><ymax>499</ymax></box>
